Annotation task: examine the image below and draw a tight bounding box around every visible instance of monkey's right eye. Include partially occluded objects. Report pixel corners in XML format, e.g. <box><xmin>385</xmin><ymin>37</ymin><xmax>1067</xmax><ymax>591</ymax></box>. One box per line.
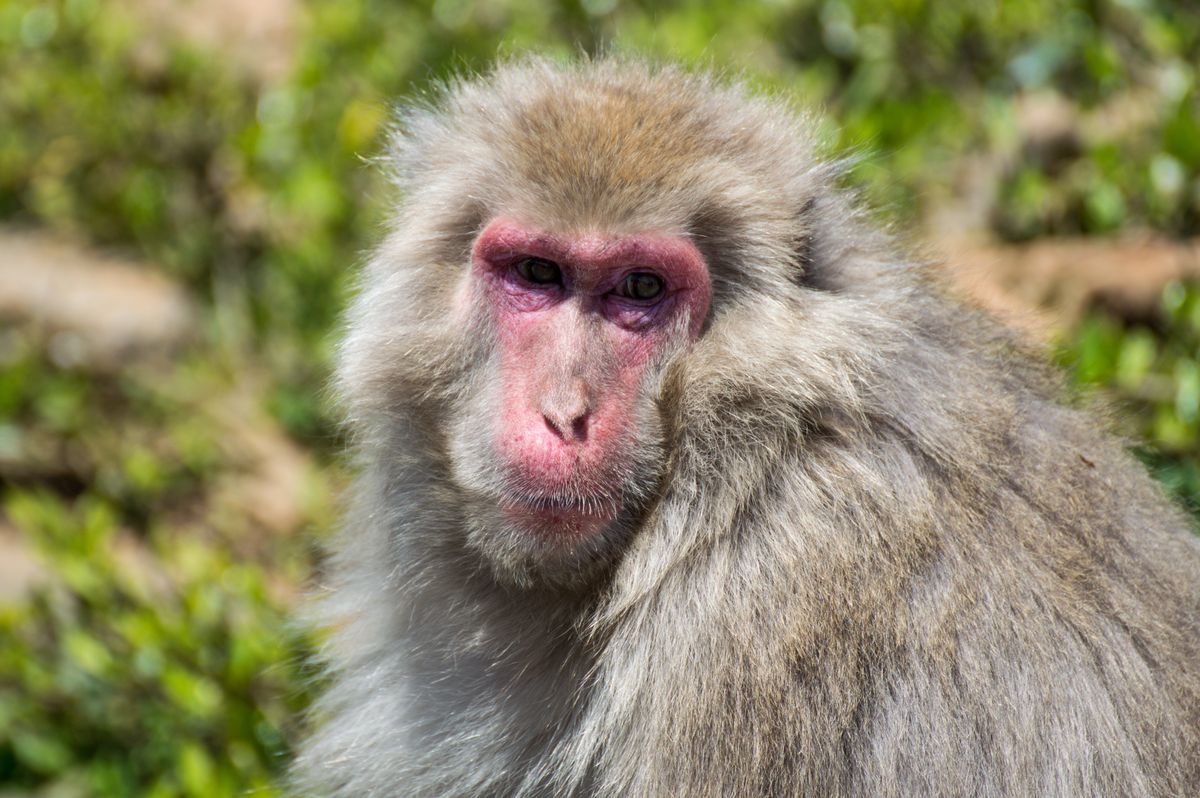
<box><xmin>513</xmin><ymin>257</ymin><xmax>562</xmax><ymax>286</ymax></box>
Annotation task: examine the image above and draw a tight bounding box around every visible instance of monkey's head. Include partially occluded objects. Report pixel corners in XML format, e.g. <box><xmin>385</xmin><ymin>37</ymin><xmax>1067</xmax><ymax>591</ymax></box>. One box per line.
<box><xmin>340</xmin><ymin>59</ymin><xmax>838</xmax><ymax>589</ymax></box>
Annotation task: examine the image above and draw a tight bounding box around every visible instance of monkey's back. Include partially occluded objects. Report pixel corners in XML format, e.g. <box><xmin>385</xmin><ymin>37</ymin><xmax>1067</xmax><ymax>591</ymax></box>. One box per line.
<box><xmin>779</xmin><ymin>347</ymin><xmax>1200</xmax><ymax>796</ymax></box>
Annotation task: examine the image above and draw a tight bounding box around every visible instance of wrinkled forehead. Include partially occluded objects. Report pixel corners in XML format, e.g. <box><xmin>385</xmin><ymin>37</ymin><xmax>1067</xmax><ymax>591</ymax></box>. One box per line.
<box><xmin>491</xmin><ymin>82</ymin><xmax>724</xmax><ymax>233</ymax></box>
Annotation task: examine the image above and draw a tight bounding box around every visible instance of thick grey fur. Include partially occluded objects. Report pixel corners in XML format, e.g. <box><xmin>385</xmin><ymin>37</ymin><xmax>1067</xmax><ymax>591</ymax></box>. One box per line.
<box><xmin>295</xmin><ymin>58</ymin><xmax>1200</xmax><ymax>797</ymax></box>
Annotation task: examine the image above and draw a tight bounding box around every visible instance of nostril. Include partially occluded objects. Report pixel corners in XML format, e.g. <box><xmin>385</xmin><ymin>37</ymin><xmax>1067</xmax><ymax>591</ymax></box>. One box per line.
<box><xmin>542</xmin><ymin>411</ymin><xmax>589</xmax><ymax>444</ymax></box>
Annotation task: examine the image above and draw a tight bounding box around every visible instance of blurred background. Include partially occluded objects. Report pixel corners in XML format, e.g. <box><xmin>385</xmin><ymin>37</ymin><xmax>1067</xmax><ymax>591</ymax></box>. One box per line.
<box><xmin>0</xmin><ymin>0</ymin><xmax>1198</xmax><ymax>795</ymax></box>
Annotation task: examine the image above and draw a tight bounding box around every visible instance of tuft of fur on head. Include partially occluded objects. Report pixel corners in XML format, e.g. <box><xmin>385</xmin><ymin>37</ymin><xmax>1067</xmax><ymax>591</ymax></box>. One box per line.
<box><xmin>298</xmin><ymin>56</ymin><xmax>1200</xmax><ymax>798</ymax></box>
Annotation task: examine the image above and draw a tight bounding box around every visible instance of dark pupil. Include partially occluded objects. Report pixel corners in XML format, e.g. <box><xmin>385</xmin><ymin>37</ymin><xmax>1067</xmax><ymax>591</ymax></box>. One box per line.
<box><xmin>517</xmin><ymin>257</ymin><xmax>560</xmax><ymax>284</ymax></box>
<box><xmin>624</xmin><ymin>273</ymin><xmax>663</xmax><ymax>300</ymax></box>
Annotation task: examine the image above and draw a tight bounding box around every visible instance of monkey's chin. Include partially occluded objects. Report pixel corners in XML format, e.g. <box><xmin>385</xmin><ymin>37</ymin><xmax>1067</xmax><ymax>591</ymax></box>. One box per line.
<box><xmin>461</xmin><ymin>492</ymin><xmax>631</xmax><ymax>589</ymax></box>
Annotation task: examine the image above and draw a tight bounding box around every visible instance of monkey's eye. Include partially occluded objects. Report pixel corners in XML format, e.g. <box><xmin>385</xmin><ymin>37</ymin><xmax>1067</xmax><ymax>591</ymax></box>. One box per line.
<box><xmin>513</xmin><ymin>257</ymin><xmax>562</xmax><ymax>285</ymax></box>
<box><xmin>615</xmin><ymin>272</ymin><xmax>664</xmax><ymax>301</ymax></box>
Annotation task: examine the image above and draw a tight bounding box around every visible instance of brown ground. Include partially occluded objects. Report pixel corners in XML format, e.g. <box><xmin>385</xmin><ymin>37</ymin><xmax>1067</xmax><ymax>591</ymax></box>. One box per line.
<box><xmin>934</xmin><ymin>232</ymin><xmax>1200</xmax><ymax>340</ymax></box>
<box><xmin>0</xmin><ymin>520</ymin><xmax>46</xmax><ymax>602</ymax></box>
<box><xmin>0</xmin><ymin>230</ymin><xmax>197</xmax><ymax>369</ymax></box>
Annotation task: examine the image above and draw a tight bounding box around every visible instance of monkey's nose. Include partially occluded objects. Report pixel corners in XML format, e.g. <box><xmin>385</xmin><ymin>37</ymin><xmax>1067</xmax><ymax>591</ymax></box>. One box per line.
<box><xmin>542</xmin><ymin>408</ymin><xmax>590</xmax><ymax>445</ymax></box>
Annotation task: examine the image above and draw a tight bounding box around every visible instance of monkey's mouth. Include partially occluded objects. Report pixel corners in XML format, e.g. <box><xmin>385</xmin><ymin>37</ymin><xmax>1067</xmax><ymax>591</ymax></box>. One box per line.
<box><xmin>497</xmin><ymin>491</ymin><xmax>618</xmax><ymax>528</ymax></box>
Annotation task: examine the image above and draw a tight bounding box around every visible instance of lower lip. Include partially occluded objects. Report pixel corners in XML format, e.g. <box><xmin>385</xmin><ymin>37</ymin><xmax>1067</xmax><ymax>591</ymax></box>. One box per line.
<box><xmin>499</xmin><ymin>495</ymin><xmax>616</xmax><ymax>530</ymax></box>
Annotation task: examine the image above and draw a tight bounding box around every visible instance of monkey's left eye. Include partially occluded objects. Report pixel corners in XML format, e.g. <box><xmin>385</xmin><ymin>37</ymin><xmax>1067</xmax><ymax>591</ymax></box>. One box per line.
<box><xmin>513</xmin><ymin>257</ymin><xmax>562</xmax><ymax>285</ymax></box>
<box><xmin>615</xmin><ymin>272</ymin><xmax>664</xmax><ymax>301</ymax></box>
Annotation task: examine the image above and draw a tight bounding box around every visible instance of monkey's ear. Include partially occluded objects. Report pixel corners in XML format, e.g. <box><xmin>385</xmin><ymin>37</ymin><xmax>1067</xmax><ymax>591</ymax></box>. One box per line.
<box><xmin>791</xmin><ymin>195</ymin><xmax>821</xmax><ymax>289</ymax></box>
<box><xmin>789</xmin><ymin>157</ymin><xmax>859</xmax><ymax>292</ymax></box>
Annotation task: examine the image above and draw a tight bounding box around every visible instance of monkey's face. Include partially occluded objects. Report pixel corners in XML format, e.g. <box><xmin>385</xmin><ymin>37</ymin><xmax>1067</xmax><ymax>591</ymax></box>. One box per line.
<box><xmin>347</xmin><ymin>64</ymin><xmax>823</xmax><ymax>588</ymax></box>
<box><xmin>446</xmin><ymin>216</ymin><xmax>711</xmax><ymax>587</ymax></box>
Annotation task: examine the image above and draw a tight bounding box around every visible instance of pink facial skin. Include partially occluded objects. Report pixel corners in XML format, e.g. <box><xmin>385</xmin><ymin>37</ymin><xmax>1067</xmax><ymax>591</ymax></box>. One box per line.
<box><xmin>470</xmin><ymin>217</ymin><xmax>712</xmax><ymax>534</ymax></box>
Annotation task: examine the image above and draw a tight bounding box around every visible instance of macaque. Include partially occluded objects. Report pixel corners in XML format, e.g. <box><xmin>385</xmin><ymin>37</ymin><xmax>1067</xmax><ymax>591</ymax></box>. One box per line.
<box><xmin>296</xmin><ymin>58</ymin><xmax>1200</xmax><ymax>797</ymax></box>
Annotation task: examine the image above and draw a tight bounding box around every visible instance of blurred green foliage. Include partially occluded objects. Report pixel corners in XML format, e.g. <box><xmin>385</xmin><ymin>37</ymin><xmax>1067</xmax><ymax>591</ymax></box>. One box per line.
<box><xmin>0</xmin><ymin>0</ymin><xmax>1197</xmax><ymax>794</ymax></box>
<box><xmin>0</xmin><ymin>341</ymin><xmax>322</xmax><ymax>796</ymax></box>
<box><xmin>0</xmin><ymin>491</ymin><xmax>310</xmax><ymax>798</ymax></box>
<box><xmin>1064</xmin><ymin>281</ymin><xmax>1200</xmax><ymax>515</ymax></box>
